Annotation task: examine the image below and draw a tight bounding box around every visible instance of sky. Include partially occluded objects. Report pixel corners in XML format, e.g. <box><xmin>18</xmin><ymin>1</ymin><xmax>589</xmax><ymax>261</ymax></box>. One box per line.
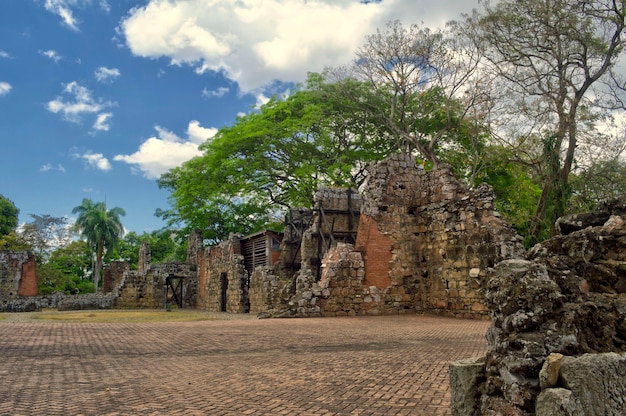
<box><xmin>0</xmin><ymin>0</ymin><xmax>479</xmax><ymax>234</ymax></box>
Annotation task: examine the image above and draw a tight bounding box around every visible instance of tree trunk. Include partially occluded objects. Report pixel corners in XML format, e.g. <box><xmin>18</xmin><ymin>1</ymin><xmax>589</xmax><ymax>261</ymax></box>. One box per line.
<box><xmin>94</xmin><ymin>243</ymin><xmax>104</xmax><ymax>292</ymax></box>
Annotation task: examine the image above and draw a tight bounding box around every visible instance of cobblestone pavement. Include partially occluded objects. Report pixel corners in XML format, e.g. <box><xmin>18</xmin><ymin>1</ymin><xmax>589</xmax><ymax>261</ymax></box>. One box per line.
<box><xmin>0</xmin><ymin>314</ymin><xmax>489</xmax><ymax>416</ymax></box>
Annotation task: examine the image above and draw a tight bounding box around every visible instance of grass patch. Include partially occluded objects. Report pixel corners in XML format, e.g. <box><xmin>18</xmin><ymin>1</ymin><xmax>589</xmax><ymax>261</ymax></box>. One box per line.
<box><xmin>0</xmin><ymin>314</ymin><xmax>8</xmax><ymax>321</ymax></box>
<box><xmin>31</xmin><ymin>309</ymin><xmax>217</xmax><ymax>323</ymax></box>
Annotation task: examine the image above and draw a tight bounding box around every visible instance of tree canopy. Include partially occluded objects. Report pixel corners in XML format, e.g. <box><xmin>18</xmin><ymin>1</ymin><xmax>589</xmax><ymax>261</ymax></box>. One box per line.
<box><xmin>158</xmin><ymin>74</ymin><xmax>396</xmax><ymax>242</ymax></box>
<box><xmin>463</xmin><ymin>0</ymin><xmax>626</xmax><ymax>241</ymax></box>
<box><xmin>0</xmin><ymin>194</ymin><xmax>19</xmax><ymax>237</ymax></box>
<box><xmin>158</xmin><ymin>2</ymin><xmax>626</xmax><ymax>246</ymax></box>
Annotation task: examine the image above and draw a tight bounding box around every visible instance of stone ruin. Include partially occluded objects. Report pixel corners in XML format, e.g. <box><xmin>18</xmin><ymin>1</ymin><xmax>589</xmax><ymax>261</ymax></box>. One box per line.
<box><xmin>185</xmin><ymin>152</ymin><xmax>523</xmax><ymax>318</ymax></box>
<box><xmin>0</xmin><ymin>152</ymin><xmax>523</xmax><ymax>318</ymax></box>
<box><xmin>450</xmin><ymin>199</ymin><xmax>626</xmax><ymax>415</ymax></box>
<box><xmin>107</xmin><ymin>241</ymin><xmax>198</xmax><ymax>309</ymax></box>
<box><xmin>0</xmin><ymin>251</ymin><xmax>37</xmax><ymax>300</ymax></box>
<box><xmin>259</xmin><ymin>152</ymin><xmax>525</xmax><ymax>317</ymax></box>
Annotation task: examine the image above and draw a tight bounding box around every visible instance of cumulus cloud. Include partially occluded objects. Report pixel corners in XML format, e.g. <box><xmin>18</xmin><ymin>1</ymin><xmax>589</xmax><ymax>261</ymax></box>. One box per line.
<box><xmin>39</xmin><ymin>49</ymin><xmax>63</xmax><ymax>63</ymax></box>
<box><xmin>40</xmin><ymin>163</ymin><xmax>67</xmax><ymax>173</ymax></box>
<box><xmin>44</xmin><ymin>0</ymin><xmax>81</xmax><ymax>31</ymax></box>
<box><xmin>118</xmin><ymin>0</ymin><xmax>474</xmax><ymax>94</ymax></box>
<box><xmin>46</xmin><ymin>81</ymin><xmax>116</xmax><ymax>129</ymax></box>
<box><xmin>0</xmin><ymin>82</ymin><xmax>11</xmax><ymax>96</ymax></box>
<box><xmin>93</xmin><ymin>112</ymin><xmax>113</xmax><ymax>131</ymax></box>
<box><xmin>80</xmin><ymin>151</ymin><xmax>112</xmax><ymax>171</ymax></box>
<box><xmin>114</xmin><ymin>121</ymin><xmax>217</xmax><ymax>179</ymax></box>
<box><xmin>43</xmin><ymin>0</ymin><xmax>111</xmax><ymax>31</ymax></box>
<box><xmin>99</xmin><ymin>0</ymin><xmax>111</xmax><ymax>13</ymax></box>
<box><xmin>94</xmin><ymin>66</ymin><xmax>121</xmax><ymax>82</ymax></box>
<box><xmin>202</xmin><ymin>86</ymin><xmax>229</xmax><ymax>98</ymax></box>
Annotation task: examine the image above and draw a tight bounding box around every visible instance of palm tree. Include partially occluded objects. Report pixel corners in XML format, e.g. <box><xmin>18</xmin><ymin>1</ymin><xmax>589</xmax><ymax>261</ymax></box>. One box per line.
<box><xmin>72</xmin><ymin>199</ymin><xmax>126</xmax><ymax>292</ymax></box>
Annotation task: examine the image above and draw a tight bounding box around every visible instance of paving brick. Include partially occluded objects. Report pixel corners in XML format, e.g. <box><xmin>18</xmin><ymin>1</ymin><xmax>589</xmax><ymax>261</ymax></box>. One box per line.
<box><xmin>0</xmin><ymin>315</ymin><xmax>488</xmax><ymax>415</ymax></box>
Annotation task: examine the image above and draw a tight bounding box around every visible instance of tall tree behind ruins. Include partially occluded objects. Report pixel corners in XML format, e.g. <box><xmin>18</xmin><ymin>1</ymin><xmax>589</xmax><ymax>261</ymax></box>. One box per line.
<box><xmin>461</xmin><ymin>0</ymin><xmax>626</xmax><ymax>242</ymax></box>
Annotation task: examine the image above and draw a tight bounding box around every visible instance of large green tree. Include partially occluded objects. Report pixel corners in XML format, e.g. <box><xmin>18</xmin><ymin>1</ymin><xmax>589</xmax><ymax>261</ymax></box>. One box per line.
<box><xmin>38</xmin><ymin>241</ymin><xmax>94</xmax><ymax>295</ymax></box>
<box><xmin>19</xmin><ymin>214</ymin><xmax>72</xmax><ymax>262</ymax></box>
<box><xmin>326</xmin><ymin>20</ymin><xmax>488</xmax><ymax>172</ymax></box>
<box><xmin>0</xmin><ymin>194</ymin><xmax>19</xmax><ymax>237</ymax></box>
<box><xmin>464</xmin><ymin>0</ymin><xmax>626</xmax><ymax>241</ymax></box>
<box><xmin>107</xmin><ymin>229</ymin><xmax>182</xmax><ymax>268</ymax></box>
<box><xmin>72</xmin><ymin>199</ymin><xmax>125</xmax><ymax>291</ymax></box>
<box><xmin>158</xmin><ymin>74</ymin><xmax>394</xmax><ymax>242</ymax></box>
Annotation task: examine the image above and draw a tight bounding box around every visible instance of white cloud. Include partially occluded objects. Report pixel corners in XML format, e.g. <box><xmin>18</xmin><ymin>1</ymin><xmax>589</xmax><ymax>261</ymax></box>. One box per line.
<box><xmin>99</xmin><ymin>0</ymin><xmax>111</xmax><ymax>13</ymax></box>
<box><xmin>94</xmin><ymin>66</ymin><xmax>121</xmax><ymax>82</ymax></box>
<box><xmin>43</xmin><ymin>0</ymin><xmax>110</xmax><ymax>31</ymax></box>
<box><xmin>40</xmin><ymin>163</ymin><xmax>66</xmax><ymax>173</ymax></box>
<box><xmin>93</xmin><ymin>112</ymin><xmax>113</xmax><ymax>131</ymax></box>
<box><xmin>0</xmin><ymin>51</ymin><xmax>9</xmax><ymax>59</ymax></box>
<box><xmin>0</xmin><ymin>82</ymin><xmax>11</xmax><ymax>96</ymax></box>
<box><xmin>119</xmin><ymin>0</ymin><xmax>476</xmax><ymax>94</ymax></box>
<box><xmin>39</xmin><ymin>49</ymin><xmax>63</xmax><ymax>63</ymax></box>
<box><xmin>202</xmin><ymin>86</ymin><xmax>229</xmax><ymax>98</ymax></box>
<box><xmin>114</xmin><ymin>121</ymin><xmax>217</xmax><ymax>179</ymax></box>
<box><xmin>80</xmin><ymin>151</ymin><xmax>112</xmax><ymax>171</ymax></box>
<box><xmin>186</xmin><ymin>120</ymin><xmax>217</xmax><ymax>144</ymax></box>
<box><xmin>44</xmin><ymin>0</ymin><xmax>80</xmax><ymax>31</ymax></box>
<box><xmin>46</xmin><ymin>81</ymin><xmax>116</xmax><ymax>129</ymax></box>
<box><xmin>254</xmin><ymin>93</ymin><xmax>271</xmax><ymax>109</ymax></box>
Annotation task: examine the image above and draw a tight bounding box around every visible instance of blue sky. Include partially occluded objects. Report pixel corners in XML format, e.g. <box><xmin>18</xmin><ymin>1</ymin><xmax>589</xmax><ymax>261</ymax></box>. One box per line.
<box><xmin>0</xmin><ymin>0</ymin><xmax>476</xmax><ymax>234</ymax></box>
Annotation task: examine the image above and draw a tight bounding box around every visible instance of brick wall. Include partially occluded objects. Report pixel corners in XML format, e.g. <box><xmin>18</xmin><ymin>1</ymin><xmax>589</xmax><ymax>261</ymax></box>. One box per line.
<box><xmin>17</xmin><ymin>253</ymin><xmax>37</xmax><ymax>296</ymax></box>
<box><xmin>0</xmin><ymin>251</ymin><xmax>37</xmax><ymax>298</ymax></box>
<box><xmin>354</xmin><ymin>214</ymin><xmax>392</xmax><ymax>288</ymax></box>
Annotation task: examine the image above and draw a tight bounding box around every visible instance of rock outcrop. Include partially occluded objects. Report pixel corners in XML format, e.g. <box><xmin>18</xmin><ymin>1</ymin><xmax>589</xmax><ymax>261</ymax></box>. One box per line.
<box><xmin>451</xmin><ymin>198</ymin><xmax>626</xmax><ymax>415</ymax></box>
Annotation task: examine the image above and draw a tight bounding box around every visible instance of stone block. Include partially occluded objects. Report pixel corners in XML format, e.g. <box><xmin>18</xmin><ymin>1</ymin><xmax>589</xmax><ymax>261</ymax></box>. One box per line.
<box><xmin>539</xmin><ymin>353</ymin><xmax>563</xmax><ymax>388</ymax></box>
<box><xmin>535</xmin><ymin>388</ymin><xmax>584</xmax><ymax>416</ymax></box>
<box><xmin>559</xmin><ymin>353</ymin><xmax>626</xmax><ymax>416</ymax></box>
<box><xmin>449</xmin><ymin>356</ymin><xmax>485</xmax><ymax>416</ymax></box>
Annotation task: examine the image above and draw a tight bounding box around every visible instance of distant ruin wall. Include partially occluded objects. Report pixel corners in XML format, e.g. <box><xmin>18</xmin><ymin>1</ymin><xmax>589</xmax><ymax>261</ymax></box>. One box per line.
<box><xmin>249</xmin><ymin>267</ymin><xmax>292</xmax><ymax>315</ymax></box>
<box><xmin>0</xmin><ymin>251</ymin><xmax>38</xmax><ymax>298</ymax></box>
<box><xmin>102</xmin><ymin>261</ymin><xmax>129</xmax><ymax>294</ymax></box>
<box><xmin>197</xmin><ymin>234</ymin><xmax>249</xmax><ymax>313</ymax></box>
<box><xmin>115</xmin><ymin>262</ymin><xmax>197</xmax><ymax>309</ymax></box>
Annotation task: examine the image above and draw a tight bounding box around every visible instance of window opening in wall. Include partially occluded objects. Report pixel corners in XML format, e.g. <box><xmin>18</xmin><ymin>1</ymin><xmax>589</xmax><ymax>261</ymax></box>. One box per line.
<box><xmin>220</xmin><ymin>272</ymin><xmax>228</xmax><ymax>312</ymax></box>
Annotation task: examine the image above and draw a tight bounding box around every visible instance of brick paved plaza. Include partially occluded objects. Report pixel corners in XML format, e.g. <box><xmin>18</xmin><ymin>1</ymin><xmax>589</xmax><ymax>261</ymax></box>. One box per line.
<box><xmin>0</xmin><ymin>314</ymin><xmax>489</xmax><ymax>416</ymax></box>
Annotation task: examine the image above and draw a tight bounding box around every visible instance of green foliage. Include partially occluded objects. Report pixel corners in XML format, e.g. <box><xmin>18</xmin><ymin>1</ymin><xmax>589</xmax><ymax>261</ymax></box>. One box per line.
<box><xmin>0</xmin><ymin>231</ymin><xmax>31</xmax><ymax>251</ymax></box>
<box><xmin>0</xmin><ymin>194</ymin><xmax>19</xmax><ymax>237</ymax></box>
<box><xmin>474</xmin><ymin>146</ymin><xmax>542</xmax><ymax>244</ymax></box>
<box><xmin>569</xmin><ymin>159</ymin><xmax>626</xmax><ymax>213</ymax></box>
<box><xmin>158</xmin><ymin>74</ymin><xmax>393</xmax><ymax>242</ymax></box>
<box><xmin>107</xmin><ymin>229</ymin><xmax>184</xmax><ymax>268</ymax></box>
<box><xmin>37</xmin><ymin>241</ymin><xmax>94</xmax><ymax>295</ymax></box>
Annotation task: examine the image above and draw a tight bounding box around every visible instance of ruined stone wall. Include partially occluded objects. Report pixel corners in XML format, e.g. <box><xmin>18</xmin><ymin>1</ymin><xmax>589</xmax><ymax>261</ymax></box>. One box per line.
<box><xmin>102</xmin><ymin>261</ymin><xmax>129</xmax><ymax>294</ymax></box>
<box><xmin>115</xmin><ymin>263</ymin><xmax>197</xmax><ymax>309</ymax></box>
<box><xmin>268</xmin><ymin>153</ymin><xmax>523</xmax><ymax>318</ymax></box>
<box><xmin>198</xmin><ymin>234</ymin><xmax>249</xmax><ymax>313</ymax></box>
<box><xmin>0</xmin><ymin>251</ymin><xmax>38</xmax><ymax>298</ymax></box>
<box><xmin>450</xmin><ymin>199</ymin><xmax>626</xmax><ymax>415</ymax></box>
<box><xmin>0</xmin><ymin>291</ymin><xmax>123</xmax><ymax>312</ymax></box>
<box><xmin>249</xmin><ymin>267</ymin><xmax>292</xmax><ymax>315</ymax></box>
<box><xmin>316</xmin><ymin>243</ymin><xmax>372</xmax><ymax>316</ymax></box>
<box><xmin>356</xmin><ymin>153</ymin><xmax>523</xmax><ymax>317</ymax></box>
